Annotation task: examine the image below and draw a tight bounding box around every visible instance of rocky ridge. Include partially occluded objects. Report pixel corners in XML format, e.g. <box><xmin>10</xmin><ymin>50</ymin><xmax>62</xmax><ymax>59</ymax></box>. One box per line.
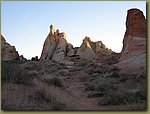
<box><xmin>40</xmin><ymin>27</ymin><xmax>113</xmax><ymax>62</ymax></box>
<box><xmin>1</xmin><ymin>35</ymin><xmax>26</xmax><ymax>61</ymax></box>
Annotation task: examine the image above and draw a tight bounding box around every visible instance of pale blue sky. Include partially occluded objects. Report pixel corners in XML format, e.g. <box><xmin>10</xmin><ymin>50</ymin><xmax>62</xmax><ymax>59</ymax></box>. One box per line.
<box><xmin>1</xmin><ymin>1</ymin><xmax>146</xmax><ymax>59</ymax></box>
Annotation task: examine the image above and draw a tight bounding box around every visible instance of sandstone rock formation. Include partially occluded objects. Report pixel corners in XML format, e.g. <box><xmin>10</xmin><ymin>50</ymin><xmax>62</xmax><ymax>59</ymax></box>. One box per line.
<box><xmin>40</xmin><ymin>25</ymin><xmax>73</xmax><ymax>62</ymax></box>
<box><xmin>66</xmin><ymin>43</ymin><xmax>75</xmax><ymax>56</ymax></box>
<box><xmin>76</xmin><ymin>36</ymin><xmax>98</xmax><ymax>60</ymax></box>
<box><xmin>121</xmin><ymin>8</ymin><xmax>146</xmax><ymax>58</ymax></box>
<box><xmin>77</xmin><ymin>36</ymin><xmax>113</xmax><ymax>61</ymax></box>
<box><xmin>1</xmin><ymin>35</ymin><xmax>19</xmax><ymax>61</ymax></box>
<box><xmin>115</xmin><ymin>8</ymin><xmax>146</xmax><ymax>75</ymax></box>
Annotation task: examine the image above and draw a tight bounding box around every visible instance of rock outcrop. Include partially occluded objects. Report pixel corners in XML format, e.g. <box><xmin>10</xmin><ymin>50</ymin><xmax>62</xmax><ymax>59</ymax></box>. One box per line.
<box><xmin>40</xmin><ymin>25</ymin><xmax>73</xmax><ymax>62</ymax></box>
<box><xmin>19</xmin><ymin>55</ymin><xmax>27</xmax><ymax>61</ymax></box>
<box><xmin>76</xmin><ymin>36</ymin><xmax>98</xmax><ymax>60</ymax></box>
<box><xmin>121</xmin><ymin>8</ymin><xmax>146</xmax><ymax>58</ymax></box>
<box><xmin>1</xmin><ymin>35</ymin><xmax>19</xmax><ymax>61</ymax></box>
<box><xmin>115</xmin><ymin>8</ymin><xmax>146</xmax><ymax>75</ymax></box>
<box><xmin>77</xmin><ymin>36</ymin><xmax>113</xmax><ymax>61</ymax></box>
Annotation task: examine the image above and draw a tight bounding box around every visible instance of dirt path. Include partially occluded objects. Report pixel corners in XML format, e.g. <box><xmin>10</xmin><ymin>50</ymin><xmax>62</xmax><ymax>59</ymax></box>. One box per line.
<box><xmin>59</xmin><ymin>68</ymin><xmax>102</xmax><ymax>110</ymax></box>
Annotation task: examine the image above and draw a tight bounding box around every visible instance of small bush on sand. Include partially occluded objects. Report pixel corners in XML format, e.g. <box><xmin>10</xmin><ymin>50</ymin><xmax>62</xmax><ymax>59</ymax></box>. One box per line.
<box><xmin>98</xmin><ymin>87</ymin><xmax>146</xmax><ymax>106</ymax></box>
<box><xmin>28</xmin><ymin>89</ymin><xmax>65</xmax><ymax>110</ymax></box>
<box><xmin>87</xmin><ymin>91</ymin><xmax>104</xmax><ymax>98</ymax></box>
<box><xmin>50</xmin><ymin>77</ymin><xmax>63</xmax><ymax>87</ymax></box>
<box><xmin>79</xmin><ymin>74</ymin><xmax>89</xmax><ymax>82</ymax></box>
<box><xmin>43</xmin><ymin>77</ymin><xmax>63</xmax><ymax>87</ymax></box>
<box><xmin>95</xmin><ymin>78</ymin><xmax>118</xmax><ymax>95</ymax></box>
<box><xmin>85</xmin><ymin>84</ymin><xmax>95</xmax><ymax>91</ymax></box>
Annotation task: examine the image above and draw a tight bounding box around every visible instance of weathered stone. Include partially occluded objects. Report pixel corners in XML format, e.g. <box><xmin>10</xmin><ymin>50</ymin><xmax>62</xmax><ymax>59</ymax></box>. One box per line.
<box><xmin>67</xmin><ymin>43</ymin><xmax>75</xmax><ymax>56</ymax></box>
<box><xmin>77</xmin><ymin>36</ymin><xmax>98</xmax><ymax>60</ymax></box>
<box><xmin>50</xmin><ymin>25</ymin><xmax>55</xmax><ymax>36</ymax></box>
<box><xmin>115</xmin><ymin>8</ymin><xmax>146</xmax><ymax>75</ymax></box>
<box><xmin>1</xmin><ymin>35</ymin><xmax>19</xmax><ymax>60</ymax></box>
<box><xmin>40</xmin><ymin>34</ymin><xmax>56</xmax><ymax>60</ymax></box>
<box><xmin>40</xmin><ymin>25</ymin><xmax>71</xmax><ymax>62</ymax></box>
<box><xmin>52</xmin><ymin>37</ymin><xmax>67</xmax><ymax>62</ymax></box>
<box><xmin>121</xmin><ymin>8</ymin><xmax>146</xmax><ymax>57</ymax></box>
<box><xmin>76</xmin><ymin>36</ymin><xmax>112</xmax><ymax>61</ymax></box>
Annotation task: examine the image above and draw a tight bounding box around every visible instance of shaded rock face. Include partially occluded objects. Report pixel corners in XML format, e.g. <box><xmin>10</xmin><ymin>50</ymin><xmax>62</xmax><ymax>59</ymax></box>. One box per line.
<box><xmin>19</xmin><ymin>55</ymin><xmax>27</xmax><ymax>61</ymax></box>
<box><xmin>116</xmin><ymin>8</ymin><xmax>146</xmax><ymax>75</ymax></box>
<box><xmin>1</xmin><ymin>35</ymin><xmax>19</xmax><ymax>61</ymax></box>
<box><xmin>121</xmin><ymin>8</ymin><xmax>146</xmax><ymax>58</ymax></box>
<box><xmin>77</xmin><ymin>36</ymin><xmax>113</xmax><ymax>61</ymax></box>
<box><xmin>40</xmin><ymin>25</ymin><xmax>72</xmax><ymax>62</ymax></box>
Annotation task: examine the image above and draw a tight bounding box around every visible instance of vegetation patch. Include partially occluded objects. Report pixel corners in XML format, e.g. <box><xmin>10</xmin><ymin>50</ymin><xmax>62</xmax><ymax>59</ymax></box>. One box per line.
<box><xmin>42</xmin><ymin>77</ymin><xmax>63</xmax><ymax>87</ymax></box>
<box><xmin>98</xmin><ymin>87</ymin><xmax>146</xmax><ymax>106</ymax></box>
<box><xmin>95</xmin><ymin>78</ymin><xmax>118</xmax><ymax>95</ymax></box>
<box><xmin>1</xmin><ymin>61</ymin><xmax>32</xmax><ymax>84</ymax></box>
<box><xmin>28</xmin><ymin>89</ymin><xmax>65</xmax><ymax>110</ymax></box>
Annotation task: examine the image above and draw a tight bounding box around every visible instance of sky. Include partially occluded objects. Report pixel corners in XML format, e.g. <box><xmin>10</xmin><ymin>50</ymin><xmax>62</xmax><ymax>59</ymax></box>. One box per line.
<box><xmin>1</xmin><ymin>1</ymin><xmax>146</xmax><ymax>59</ymax></box>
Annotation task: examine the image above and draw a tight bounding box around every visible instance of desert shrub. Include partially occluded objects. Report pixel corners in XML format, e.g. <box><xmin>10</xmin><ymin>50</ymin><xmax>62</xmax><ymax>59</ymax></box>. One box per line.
<box><xmin>87</xmin><ymin>91</ymin><xmax>104</xmax><ymax>98</ymax></box>
<box><xmin>49</xmin><ymin>77</ymin><xmax>63</xmax><ymax>87</ymax></box>
<box><xmin>111</xmin><ymin>71</ymin><xmax>120</xmax><ymax>78</ymax></box>
<box><xmin>29</xmin><ymin>89</ymin><xmax>46</xmax><ymax>100</ymax></box>
<box><xmin>97</xmin><ymin>87</ymin><xmax>146</xmax><ymax>106</ymax></box>
<box><xmin>104</xmin><ymin>65</ymin><xmax>118</xmax><ymax>73</ymax></box>
<box><xmin>107</xmin><ymin>58</ymin><xmax>118</xmax><ymax>65</ymax></box>
<box><xmin>95</xmin><ymin>78</ymin><xmax>118</xmax><ymax>95</ymax></box>
<box><xmin>74</xmin><ymin>59</ymin><xmax>89</xmax><ymax>67</ymax></box>
<box><xmin>29</xmin><ymin>71</ymin><xmax>38</xmax><ymax>77</ymax></box>
<box><xmin>28</xmin><ymin>89</ymin><xmax>65</xmax><ymax>110</ymax></box>
<box><xmin>54</xmin><ymin>70</ymin><xmax>70</xmax><ymax>76</ymax></box>
<box><xmin>24</xmin><ymin>61</ymin><xmax>40</xmax><ymax>71</ymax></box>
<box><xmin>79</xmin><ymin>74</ymin><xmax>89</xmax><ymax>82</ymax></box>
<box><xmin>103</xmin><ymin>71</ymin><xmax>120</xmax><ymax>78</ymax></box>
<box><xmin>50</xmin><ymin>100</ymin><xmax>65</xmax><ymax>110</ymax></box>
<box><xmin>85</xmin><ymin>84</ymin><xmax>95</xmax><ymax>91</ymax></box>
<box><xmin>103</xmin><ymin>65</ymin><xmax>120</xmax><ymax>78</ymax></box>
<box><xmin>1</xmin><ymin>61</ymin><xmax>32</xmax><ymax>84</ymax></box>
<box><xmin>43</xmin><ymin>77</ymin><xmax>63</xmax><ymax>87</ymax></box>
<box><xmin>44</xmin><ymin>65</ymin><xmax>65</xmax><ymax>75</ymax></box>
<box><xmin>127</xmin><ymin>103</ymin><xmax>147</xmax><ymax>111</ymax></box>
<box><xmin>98</xmin><ymin>91</ymin><xmax>127</xmax><ymax>105</ymax></box>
